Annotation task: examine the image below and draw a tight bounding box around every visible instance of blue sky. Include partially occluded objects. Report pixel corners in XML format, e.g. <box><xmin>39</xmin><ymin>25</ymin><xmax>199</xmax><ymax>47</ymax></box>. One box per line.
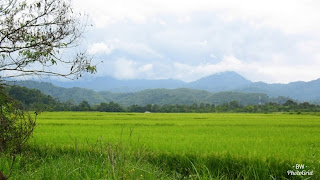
<box><xmin>72</xmin><ymin>0</ymin><xmax>320</xmax><ymax>83</ymax></box>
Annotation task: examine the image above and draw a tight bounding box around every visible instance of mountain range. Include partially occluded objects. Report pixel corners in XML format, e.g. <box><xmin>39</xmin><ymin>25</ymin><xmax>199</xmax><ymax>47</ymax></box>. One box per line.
<box><xmin>11</xmin><ymin>80</ymin><xmax>289</xmax><ymax>106</ymax></box>
<box><xmin>52</xmin><ymin>71</ymin><xmax>252</xmax><ymax>93</ymax></box>
<box><xmin>11</xmin><ymin>71</ymin><xmax>320</xmax><ymax>105</ymax></box>
<box><xmin>51</xmin><ymin>71</ymin><xmax>320</xmax><ymax>102</ymax></box>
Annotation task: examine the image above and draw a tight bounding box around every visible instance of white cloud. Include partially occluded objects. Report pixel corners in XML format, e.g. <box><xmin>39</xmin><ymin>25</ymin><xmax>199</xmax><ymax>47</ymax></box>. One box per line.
<box><xmin>138</xmin><ymin>64</ymin><xmax>153</xmax><ymax>72</ymax></box>
<box><xmin>73</xmin><ymin>0</ymin><xmax>320</xmax><ymax>83</ymax></box>
<box><xmin>88</xmin><ymin>42</ymin><xmax>113</xmax><ymax>54</ymax></box>
<box><xmin>257</xmin><ymin>66</ymin><xmax>320</xmax><ymax>83</ymax></box>
<box><xmin>209</xmin><ymin>53</ymin><xmax>217</xmax><ymax>59</ymax></box>
<box><xmin>172</xmin><ymin>56</ymin><xmax>320</xmax><ymax>83</ymax></box>
<box><xmin>109</xmin><ymin>58</ymin><xmax>155</xmax><ymax>80</ymax></box>
<box><xmin>172</xmin><ymin>56</ymin><xmax>253</xmax><ymax>82</ymax></box>
<box><xmin>75</xmin><ymin>0</ymin><xmax>320</xmax><ymax>36</ymax></box>
<box><xmin>113</xmin><ymin>58</ymin><xmax>137</xmax><ymax>79</ymax></box>
<box><xmin>177</xmin><ymin>16</ymin><xmax>192</xmax><ymax>23</ymax></box>
<box><xmin>118</xmin><ymin>42</ymin><xmax>162</xmax><ymax>58</ymax></box>
<box><xmin>88</xmin><ymin>39</ymin><xmax>162</xmax><ymax>59</ymax></box>
<box><xmin>198</xmin><ymin>40</ymin><xmax>208</xmax><ymax>47</ymax></box>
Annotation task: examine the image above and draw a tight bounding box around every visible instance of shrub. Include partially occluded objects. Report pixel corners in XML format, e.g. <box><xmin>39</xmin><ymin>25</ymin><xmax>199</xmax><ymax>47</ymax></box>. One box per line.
<box><xmin>0</xmin><ymin>86</ymin><xmax>36</xmax><ymax>154</ymax></box>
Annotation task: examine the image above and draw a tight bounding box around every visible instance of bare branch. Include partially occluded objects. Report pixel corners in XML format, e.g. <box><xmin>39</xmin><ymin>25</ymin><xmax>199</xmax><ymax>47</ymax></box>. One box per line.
<box><xmin>0</xmin><ymin>0</ymin><xmax>16</xmax><ymax>13</ymax></box>
<box><xmin>0</xmin><ymin>0</ymin><xmax>96</xmax><ymax>80</ymax></box>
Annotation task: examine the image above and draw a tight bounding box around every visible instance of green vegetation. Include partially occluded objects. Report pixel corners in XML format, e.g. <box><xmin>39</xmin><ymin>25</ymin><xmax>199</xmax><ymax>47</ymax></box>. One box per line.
<box><xmin>1</xmin><ymin>112</ymin><xmax>319</xmax><ymax>179</ymax></box>
<box><xmin>11</xmin><ymin>72</ymin><xmax>320</xmax><ymax>104</ymax></box>
<box><xmin>6</xmin><ymin>85</ymin><xmax>320</xmax><ymax>113</ymax></box>
<box><xmin>13</xmin><ymin>80</ymin><xmax>291</xmax><ymax>106</ymax></box>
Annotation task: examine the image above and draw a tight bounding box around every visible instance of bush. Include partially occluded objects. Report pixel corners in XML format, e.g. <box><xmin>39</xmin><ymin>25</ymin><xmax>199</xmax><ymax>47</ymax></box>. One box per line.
<box><xmin>0</xmin><ymin>86</ymin><xmax>36</xmax><ymax>154</ymax></box>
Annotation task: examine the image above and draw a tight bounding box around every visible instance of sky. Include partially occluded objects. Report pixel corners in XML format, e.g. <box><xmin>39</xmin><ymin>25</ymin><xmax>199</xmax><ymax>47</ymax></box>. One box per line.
<box><xmin>71</xmin><ymin>0</ymin><xmax>320</xmax><ymax>83</ymax></box>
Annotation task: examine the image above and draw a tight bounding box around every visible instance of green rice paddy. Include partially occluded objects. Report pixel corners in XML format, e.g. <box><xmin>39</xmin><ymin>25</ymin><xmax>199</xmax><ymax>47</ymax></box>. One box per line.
<box><xmin>1</xmin><ymin>112</ymin><xmax>320</xmax><ymax>179</ymax></box>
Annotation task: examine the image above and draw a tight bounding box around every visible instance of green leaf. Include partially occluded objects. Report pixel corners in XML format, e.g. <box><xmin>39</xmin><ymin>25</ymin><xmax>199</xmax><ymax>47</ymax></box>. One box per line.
<box><xmin>86</xmin><ymin>65</ymin><xmax>97</xmax><ymax>74</ymax></box>
<box><xmin>51</xmin><ymin>59</ymin><xmax>57</xmax><ymax>65</ymax></box>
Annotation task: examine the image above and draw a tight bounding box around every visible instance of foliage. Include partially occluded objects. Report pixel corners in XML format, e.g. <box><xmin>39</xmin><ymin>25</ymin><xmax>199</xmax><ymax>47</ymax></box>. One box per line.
<box><xmin>7</xmin><ymin>85</ymin><xmax>59</xmax><ymax>110</ymax></box>
<box><xmin>0</xmin><ymin>0</ymin><xmax>96</xmax><ymax>178</ymax></box>
<box><xmin>0</xmin><ymin>85</ymin><xmax>35</xmax><ymax>154</ymax></box>
<box><xmin>5</xmin><ymin>85</ymin><xmax>320</xmax><ymax>113</ymax></box>
<box><xmin>0</xmin><ymin>0</ymin><xmax>96</xmax><ymax>79</ymax></box>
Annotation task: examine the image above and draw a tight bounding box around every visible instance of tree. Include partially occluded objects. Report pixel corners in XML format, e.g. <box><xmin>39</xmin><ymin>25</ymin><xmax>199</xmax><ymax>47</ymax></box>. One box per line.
<box><xmin>0</xmin><ymin>0</ymin><xmax>96</xmax><ymax>79</ymax></box>
<box><xmin>0</xmin><ymin>0</ymin><xmax>96</xmax><ymax>178</ymax></box>
<box><xmin>78</xmin><ymin>100</ymin><xmax>90</xmax><ymax>111</ymax></box>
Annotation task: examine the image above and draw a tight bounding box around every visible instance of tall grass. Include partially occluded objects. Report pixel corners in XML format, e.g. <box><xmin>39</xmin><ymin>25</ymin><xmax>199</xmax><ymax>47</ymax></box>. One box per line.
<box><xmin>1</xmin><ymin>112</ymin><xmax>319</xmax><ymax>179</ymax></box>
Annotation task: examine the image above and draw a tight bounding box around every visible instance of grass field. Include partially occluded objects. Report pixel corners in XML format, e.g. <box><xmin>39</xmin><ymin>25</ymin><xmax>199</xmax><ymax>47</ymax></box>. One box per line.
<box><xmin>1</xmin><ymin>112</ymin><xmax>319</xmax><ymax>179</ymax></box>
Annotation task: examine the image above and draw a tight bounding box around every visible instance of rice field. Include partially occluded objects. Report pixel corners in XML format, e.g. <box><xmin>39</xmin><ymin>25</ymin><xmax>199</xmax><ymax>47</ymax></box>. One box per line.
<box><xmin>1</xmin><ymin>112</ymin><xmax>320</xmax><ymax>179</ymax></box>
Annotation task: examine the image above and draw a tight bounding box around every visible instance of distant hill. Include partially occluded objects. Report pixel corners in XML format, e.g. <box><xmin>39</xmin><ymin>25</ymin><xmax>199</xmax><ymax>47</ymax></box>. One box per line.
<box><xmin>50</xmin><ymin>71</ymin><xmax>251</xmax><ymax>92</ymax></box>
<box><xmin>11</xmin><ymin>70</ymin><xmax>320</xmax><ymax>104</ymax></box>
<box><xmin>187</xmin><ymin>71</ymin><xmax>251</xmax><ymax>92</ymax></box>
<box><xmin>5</xmin><ymin>85</ymin><xmax>60</xmax><ymax>108</ymax></box>
<box><xmin>13</xmin><ymin>81</ymin><xmax>106</xmax><ymax>105</ymax></box>
<box><xmin>235</xmin><ymin>79</ymin><xmax>320</xmax><ymax>101</ymax></box>
<box><xmin>10</xmin><ymin>81</ymin><xmax>290</xmax><ymax>106</ymax></box>
<box><xmin>52</xmin><ymin>76</ymin><xmax>187</xmax><ymax>92</ymax></box>
<box><xmin>100</xmin><ymin>88</ymin><xmax>272</xmax><ymax>106</ymax></box>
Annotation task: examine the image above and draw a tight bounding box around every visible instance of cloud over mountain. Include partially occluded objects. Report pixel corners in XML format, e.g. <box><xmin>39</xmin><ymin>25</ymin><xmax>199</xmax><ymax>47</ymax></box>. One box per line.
<box><xmin>69</xmin><ymin>0</ymin><xmax>320</xmax><ymax>83</ymax></box>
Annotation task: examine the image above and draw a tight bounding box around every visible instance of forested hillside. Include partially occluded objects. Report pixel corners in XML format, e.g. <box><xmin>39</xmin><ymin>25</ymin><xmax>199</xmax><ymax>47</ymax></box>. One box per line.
<box><xmin>15</xmin><ymin>71</ymin><xmax>320</xmax><ymax>103</ymax></box>
<box><xmin>12</xmin><ymin>81</ymin><xmax>291</xmax><ymax>106</ymax></box>
<box><xmin>4</xmin><ymin>85</ymin><xmax>320</xmax><ymax>113</ymax></box>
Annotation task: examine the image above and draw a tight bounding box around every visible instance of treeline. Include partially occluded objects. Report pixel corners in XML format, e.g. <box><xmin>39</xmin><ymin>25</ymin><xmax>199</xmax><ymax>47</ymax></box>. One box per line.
<box><xmin>71</xmin><ymin>100</ymin><xmax>320</xmax><ymax>113</ymax></box>
<box><xmin>6</xmin><ymin>85</ymin><xmax>320</xmax><ymax>113</ymax></box>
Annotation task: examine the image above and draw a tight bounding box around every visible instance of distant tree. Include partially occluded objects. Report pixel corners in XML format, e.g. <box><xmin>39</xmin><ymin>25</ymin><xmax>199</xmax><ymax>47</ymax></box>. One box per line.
<box><xmin>245</xmin><ymin>105</ymin><xmax>255</xmax><ymax>113</ymax></box>
<box><xmin>229</xmin><ymin>101</ymin><xmax>240</xmax><ymax>109</ymax></box>
<box><xmin>108</xmin><ymin>102</ymin><xmax>124</xmax><ymax>112</ymax></box>
<box><xmin>299</xmin><ymin>102</ymin><xmax>310</xmax><ymax>109</ymax></box>
<box><xmin>283</xmin><ymin>100</ymin><xmax>298</xmax><ymax>112</ymax></box>
<box><xmin>78</xmin><ymin>100</ymin><xmax>90</xmax><ymax>111</ymax></box>
<box><xmin>283</xmin><ymin>100</ymin><xmax>297</xmax><ymax>107</ymax></box>
<box><xmin>65</xmin><ymin>99</ymin><xmax>75</xmax><ymax>111</ymax></box>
